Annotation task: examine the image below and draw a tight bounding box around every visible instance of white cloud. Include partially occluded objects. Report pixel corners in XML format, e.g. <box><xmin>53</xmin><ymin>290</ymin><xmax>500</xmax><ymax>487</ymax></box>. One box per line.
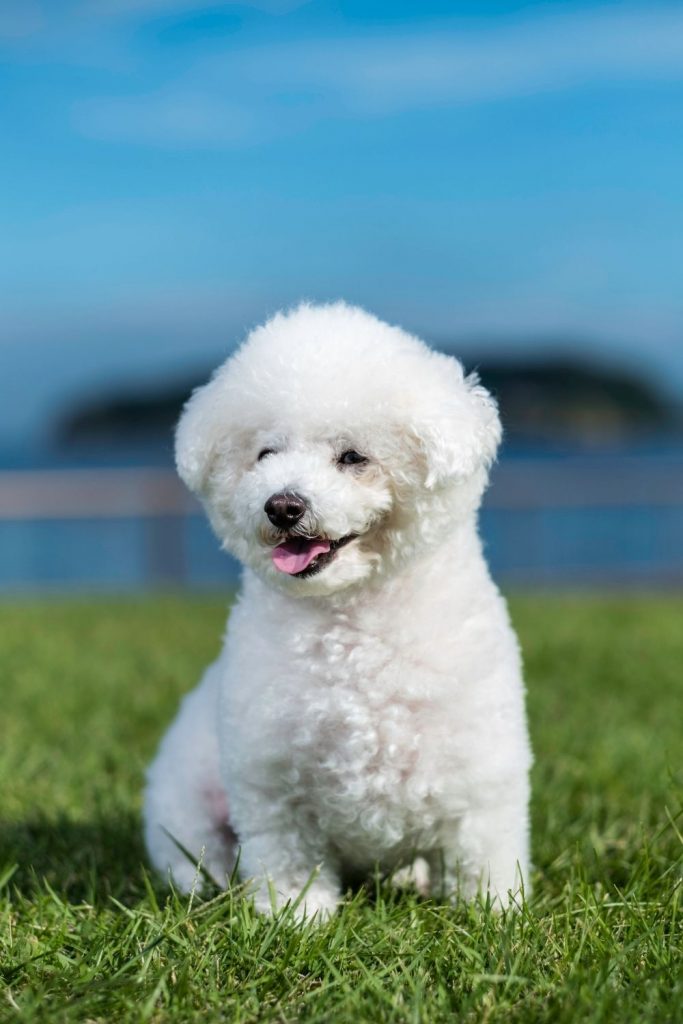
<box><xmin>70</xmin><ymin>5</ymin><xmax>683</xmax><ymax>147</ymax></box>
<box><xmin>73</xmin><ymin>91</ymin><xmax>255</xmax><ymax>146</ymax></box>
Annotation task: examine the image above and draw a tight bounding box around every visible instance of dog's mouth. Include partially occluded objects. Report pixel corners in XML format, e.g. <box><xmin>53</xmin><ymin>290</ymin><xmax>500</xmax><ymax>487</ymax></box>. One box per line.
<box><xmin>271</xmin><ymin>534</ymin><xmax>356</xmax><ymax>578</ymax></box>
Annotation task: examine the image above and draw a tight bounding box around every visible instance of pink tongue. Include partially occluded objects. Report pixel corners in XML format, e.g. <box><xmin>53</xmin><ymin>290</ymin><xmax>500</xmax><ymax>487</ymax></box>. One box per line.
<box><xmin>272</xmin><ymin>537</ymin><xmax>331</xmax><ymax>574</ymax></box>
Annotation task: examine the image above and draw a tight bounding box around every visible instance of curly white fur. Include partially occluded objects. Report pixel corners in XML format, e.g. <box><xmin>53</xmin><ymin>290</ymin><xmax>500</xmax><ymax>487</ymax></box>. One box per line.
<box><xmin>144</xmin><ymin>302</ymin><xmax>532</xmax><ymax>919</ymax></box>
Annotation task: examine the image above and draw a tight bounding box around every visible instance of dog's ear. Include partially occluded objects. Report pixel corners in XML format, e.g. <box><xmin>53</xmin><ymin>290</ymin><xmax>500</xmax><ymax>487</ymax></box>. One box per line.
<box><xmin>175</xmin><ymin>378</ymin><xmax>224</xmax><ymax>495</ymax></box>
<box><xmin>417</xmin><ymin>370</ymin><xmax>502</xmax><ymax>489</ymax></box>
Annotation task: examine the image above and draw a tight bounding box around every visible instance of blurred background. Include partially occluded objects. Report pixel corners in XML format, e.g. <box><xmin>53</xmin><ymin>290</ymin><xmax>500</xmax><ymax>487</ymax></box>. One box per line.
<box><xmin>1</xmin><ymin>0</ymin><xmax>682</xmax><ymax>592</ymax></box>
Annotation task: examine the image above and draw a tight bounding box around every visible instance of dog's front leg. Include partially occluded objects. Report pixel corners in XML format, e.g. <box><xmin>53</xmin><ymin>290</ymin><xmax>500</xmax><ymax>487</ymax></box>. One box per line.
<box><xmin>433</xmin><ymin>799</ymin><xmax>530</xmax><ymax>910</ymax></box>
<box><xmin>237</xmin><ymin>814</ymin><xmax>342</xmax><ymax>922</ymax></box>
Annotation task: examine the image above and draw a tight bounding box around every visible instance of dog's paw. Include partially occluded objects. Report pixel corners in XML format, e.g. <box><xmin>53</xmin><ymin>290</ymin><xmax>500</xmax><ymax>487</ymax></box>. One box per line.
<box><xmin>252</xmin><ymin>879</ymin><xmax>341</xmax><ymax>923</ymax></box>
<box><xmin>390</xmin><ymin>857</ymin><xmax>431</xmax><ymax>897</ymax></box>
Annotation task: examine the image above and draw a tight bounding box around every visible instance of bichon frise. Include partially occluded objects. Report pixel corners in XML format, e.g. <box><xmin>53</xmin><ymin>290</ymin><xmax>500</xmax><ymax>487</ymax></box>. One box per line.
<box><xmin>144</xmin><ymin>302</ymin><xmax>532</xmax><ymax>918</ymax></box>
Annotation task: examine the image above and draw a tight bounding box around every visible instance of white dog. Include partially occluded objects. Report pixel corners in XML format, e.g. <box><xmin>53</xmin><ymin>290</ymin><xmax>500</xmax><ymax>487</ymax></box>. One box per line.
<box><xmin>144</xmin><ymin>302</ymin><xmax>532</xmax><ymax>918</ymax></box>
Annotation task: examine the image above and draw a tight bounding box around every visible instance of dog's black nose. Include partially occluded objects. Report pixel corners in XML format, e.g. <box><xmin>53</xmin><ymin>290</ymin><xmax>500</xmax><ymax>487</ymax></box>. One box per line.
<box><xmin>264</xmin><ymin>492</ymin><xmax>307</xmax><ymax>529</ymax></box>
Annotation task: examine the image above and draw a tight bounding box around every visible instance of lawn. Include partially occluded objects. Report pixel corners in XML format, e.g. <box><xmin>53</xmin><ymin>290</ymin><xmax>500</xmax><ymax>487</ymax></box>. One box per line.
<box><xmin>1</xmin><ymin>595</ymin><xmax>681</xmax><ymax>1022</ymax></box>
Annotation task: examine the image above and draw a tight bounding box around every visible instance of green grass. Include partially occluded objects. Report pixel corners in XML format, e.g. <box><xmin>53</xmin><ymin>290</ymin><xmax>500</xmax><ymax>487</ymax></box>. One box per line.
<box><xmin>1</xmin><ymin>595</ymin><xmax>681</xmax><ymax>1022</ymax></box>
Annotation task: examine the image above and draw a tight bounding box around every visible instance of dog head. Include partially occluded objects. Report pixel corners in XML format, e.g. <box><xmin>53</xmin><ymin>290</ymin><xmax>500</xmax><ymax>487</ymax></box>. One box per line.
<box><xmin>176</xmin><ymin>302</ymin><xmax>501</xmax><ymax>597</ymax></box>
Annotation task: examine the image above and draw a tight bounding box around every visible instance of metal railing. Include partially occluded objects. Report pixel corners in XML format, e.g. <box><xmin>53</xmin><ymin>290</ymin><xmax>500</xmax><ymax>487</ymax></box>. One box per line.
<box><xmin>0</xmin><ymin>468</ymin><xmax>195</xmax><ymax>520</ymax></box>
<box><xmin>1</xmin><ymin>457</ymin><xmax>682</xmax><ymax>589</ymax></box>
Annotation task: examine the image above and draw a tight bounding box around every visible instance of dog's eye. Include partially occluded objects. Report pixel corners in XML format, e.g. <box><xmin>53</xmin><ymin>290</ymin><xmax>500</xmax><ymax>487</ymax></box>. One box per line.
<box><xmin>338</xmin><ymin>450</ymin><xmax>368</xmax><ymax>467</ymax></box>
<box><xmin>257</xmin><ymin>448</ymin><xmax>276</xmax><ymax>462</ymax></box>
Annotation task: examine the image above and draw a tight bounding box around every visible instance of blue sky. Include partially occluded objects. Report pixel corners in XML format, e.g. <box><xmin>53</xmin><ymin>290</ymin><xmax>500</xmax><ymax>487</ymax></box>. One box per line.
<box><xmin>2</xmin><ymin>0</ymin><xmax>683</xmax><ymax>445</ymax></box>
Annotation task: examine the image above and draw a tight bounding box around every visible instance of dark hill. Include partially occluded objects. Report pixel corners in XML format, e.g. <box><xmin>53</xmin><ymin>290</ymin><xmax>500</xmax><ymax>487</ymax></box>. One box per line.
<box><xmin>56</xmin><ymin>352</ymin><xmax>679</xmax><ymax>450</ymax></box>
<box><xmin>476</xmin><ymin>358</ymin><xmax>676</xmax><ymax>444</ymax></box>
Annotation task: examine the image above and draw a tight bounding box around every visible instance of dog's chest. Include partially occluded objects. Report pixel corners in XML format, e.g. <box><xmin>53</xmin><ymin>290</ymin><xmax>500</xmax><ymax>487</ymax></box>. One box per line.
<box><xmin>280</xmin><ymin>618</ymin><xmax>447</xmax><ymax>855</ymax></box>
